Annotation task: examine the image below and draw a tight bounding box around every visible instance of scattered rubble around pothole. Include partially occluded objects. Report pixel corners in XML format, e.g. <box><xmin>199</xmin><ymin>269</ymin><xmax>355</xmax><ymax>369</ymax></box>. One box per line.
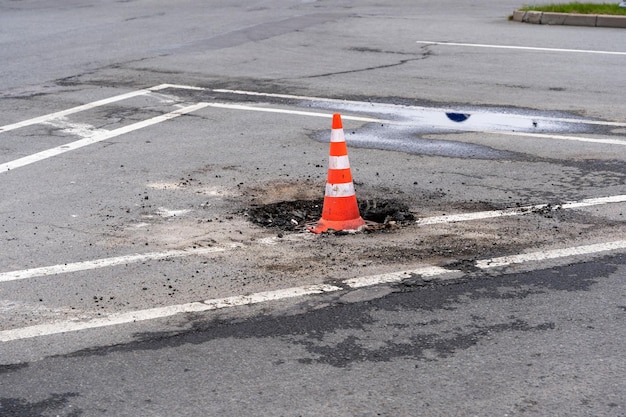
<box><xmin>243</xmin><ymin>198</ymin><xmax>415</xmax><ymax>232</ymax></box>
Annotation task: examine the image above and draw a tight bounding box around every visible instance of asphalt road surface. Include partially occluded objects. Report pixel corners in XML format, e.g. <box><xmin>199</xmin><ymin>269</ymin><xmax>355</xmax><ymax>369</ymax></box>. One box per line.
<box><xmin>1</xmin><ymin>1</ymin><xmax>625</xmax><ymax>416</ymax></box>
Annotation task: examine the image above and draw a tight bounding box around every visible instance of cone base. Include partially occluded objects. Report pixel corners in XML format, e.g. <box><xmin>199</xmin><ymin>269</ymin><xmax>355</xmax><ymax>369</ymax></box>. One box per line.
<box><xmin>308</xmin><ymin>216</ymin><xmax>366</xmax><ymax>234</ymax></box>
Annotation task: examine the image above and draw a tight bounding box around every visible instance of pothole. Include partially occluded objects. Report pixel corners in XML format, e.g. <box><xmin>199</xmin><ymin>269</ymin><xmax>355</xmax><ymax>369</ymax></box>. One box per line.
<box><xmin>244</xmin><ymin>198</ymin><xmax>415</xmax><ymax>232</ymax></box>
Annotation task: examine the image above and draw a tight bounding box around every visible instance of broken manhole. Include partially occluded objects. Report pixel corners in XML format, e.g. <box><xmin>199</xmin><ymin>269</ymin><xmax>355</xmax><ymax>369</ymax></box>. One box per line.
<box><xmin>244</xmin><ymin>198</ymin><xmax>415</xmax><ymax>232</ymax></box>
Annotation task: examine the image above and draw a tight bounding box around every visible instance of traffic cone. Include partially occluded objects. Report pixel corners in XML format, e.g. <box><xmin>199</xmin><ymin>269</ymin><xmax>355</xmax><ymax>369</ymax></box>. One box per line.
<box><xmin>309</xmin><ymin>113</ymin><xmax>366</xmax><ymax>234</ymax></box>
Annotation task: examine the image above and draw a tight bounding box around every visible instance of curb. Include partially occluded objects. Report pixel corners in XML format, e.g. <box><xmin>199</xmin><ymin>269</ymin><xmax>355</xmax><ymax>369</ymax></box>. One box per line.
<box><xmin>512</xmin><ymin>10</ymin><xmax>626</xmax><ymax>28</ymax></box>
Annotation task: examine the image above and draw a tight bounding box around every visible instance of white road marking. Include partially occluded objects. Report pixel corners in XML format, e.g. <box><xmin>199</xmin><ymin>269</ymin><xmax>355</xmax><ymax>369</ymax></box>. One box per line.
<box><xmin>0</xmin><ymin>89</ymin><xmax>152</xmax><ymax>134</ymax></box>
<box><xmin>210</xmin><ymin>88</ymin><xmax>626</xmax><ymax>128</ymax></box>
<box><xmin>416</xmin><ymin>195</ymin><xmax>626</xmax><ymax>225</ymax></box>
<box><xmin>476</xmin><ymin>240</ymin><xmax>626</xmax><ymax>269</ymax></box>
<box><xmin>0</xmin><ymin>245</ymin><xmax>237</xmax><ymax>283</ymax></box>
<box><xmin>42</xmin><ymin>117</ymin><xmax>109</xmax><ymax>138</ymax></box>
<box><xmin>344</xmin><ymin>266</ymin><xmax>455</xmax><ymax>289</ymax></box>
<box><xmin>1</xmin><ymin>240</ymin><xmax>625</xmax><ymax>342</ymax></box>
<box><xmin>0</xmin><ymin>284</ymin><xmax>341</xmax><ymax>342</ymax></box>
<box><xmin>149</xmin><ymin>83</ymin><xmax>206</xmax><ymax>92</ymax></box>
<box><xmin>155</xmin><ymin>207</ymin><xmax>192</xmax><ymax>218</ymax></box>
<box><xmin>205</xmin><ymin>102</ymin><xmax>383</xmax><ymax>123</ymax></box>
<box><xmin>0</xmin><ymin>102</ymin><xmax>209</xmax><ymax>173</ymax></box>
<box><xmin>204</xmin><ymin>102</ymin><xmax>624</xmax><ymax>146</ymax></box>
<box><xmin>561</xmin><ymin>195</ymin><xmax>626</xmax><ymax>208</ymax></box>
<box><xmin>416</xmin><ymin>40</ymin><xmax>626</xmax><ymax>56</ymax></box>
<box><xmin>493</xmin><ymin>130</ymin><xmax>625</xmax><ymax>146</ymax></box>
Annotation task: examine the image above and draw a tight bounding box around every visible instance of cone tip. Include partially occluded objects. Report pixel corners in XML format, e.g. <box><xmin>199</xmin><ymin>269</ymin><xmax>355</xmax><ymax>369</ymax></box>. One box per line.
<box><xmin>332</xmin><ymin>113</ymin><xmax>342</xmax><ymax>129</ymax></box>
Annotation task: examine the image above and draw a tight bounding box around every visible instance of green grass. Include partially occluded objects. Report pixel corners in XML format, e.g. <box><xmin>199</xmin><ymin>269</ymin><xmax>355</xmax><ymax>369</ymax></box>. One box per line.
<box><xmin>520</xmin><ymin>2</ymin><xmax>626</xmax><ymax>15</ymax></box>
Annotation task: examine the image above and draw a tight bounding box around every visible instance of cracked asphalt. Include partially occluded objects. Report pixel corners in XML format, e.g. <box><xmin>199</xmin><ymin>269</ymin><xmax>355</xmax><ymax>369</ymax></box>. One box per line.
<box><xmin>1</xmin><ymin>1</ymin><xmax>625</xmax><ymax>416</ymax></box>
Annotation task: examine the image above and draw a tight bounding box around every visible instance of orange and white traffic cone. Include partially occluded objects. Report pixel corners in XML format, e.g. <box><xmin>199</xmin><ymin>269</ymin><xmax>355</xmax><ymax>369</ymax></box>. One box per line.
<box><xmin>308</xmin><ymin>113</ymin><xmax>366</xmax><ymax>234</ymax></box>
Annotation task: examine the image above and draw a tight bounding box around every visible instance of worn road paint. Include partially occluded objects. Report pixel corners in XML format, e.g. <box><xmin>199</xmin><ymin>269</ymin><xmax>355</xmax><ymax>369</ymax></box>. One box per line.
<box><xmin>0</xmin><ymin>89</ymin><xmax>152</xmax><ymax>134</ymax></box>
<box><xmin>210</xmin><ymin>87</ymin><xmax>626</xmax><ymax>128</ymax></box>
<box><xmin>0</xmin><ymin>284</ymin><xmax>341</xmax><ymax>342</ymax></box>
<box><xmin>416</xmin><ymin>195</ymin><xmax>626</xmax><ymax>225</ymax></box>
<box><xmin>0</xmin><ymin>245</ymin><xmax>237</xmax><ymax>283</ymax></box>
<box><xmin>205</xmin><ymin>102</ymin><xmax>623</xmax><ymax>146</ymax></box>
<box><xmin>493</xmin><ymin>130</ymin><xmax>625</xmax><ymax>146</ymax></box>
<box><xmin>0</xmin><ymin>103</ymin><xmax>209</xmax><ymax>173</ymax></box>
<box><xmin>476</xmin><ymin>240</ymin><xmax>626</xmax><ymax>269</ymax></box>
<box><xmin>205</xmin><ymin>102</ymin><xmax>383</xmax><ymax>123</ymax></box>
<box><xmin>344</xmin><ymin>266</ymin><xmax>456</xmax><ymax>288</ymax></box>
<box><xmin>416</xmin><ymin>41</ymin><xmax>626</xmax><ymax>56</ymax></box>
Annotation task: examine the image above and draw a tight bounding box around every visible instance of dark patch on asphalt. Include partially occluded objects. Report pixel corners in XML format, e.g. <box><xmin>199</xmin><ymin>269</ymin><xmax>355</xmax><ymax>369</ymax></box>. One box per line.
<box><xmin>558</xmin><ymin>158</ymin><xmax>626</xmax><ymax>179</ymax></box>
<box><xmin>296</xmin><ymin>319</ymin><xmax>555</xmax><ymax>368</ymax></box>
<box><xmin>244</xmin><ymin>198</ymin><xmax>414</xmax><ymax>231</ymax></box>
<box><xmin>153</xmin><ymin>13</ymin><xmax>349</xmax><ymax>54</ymax></box>
<box><xmin>42</xmin><ymin>255</ymin><xmax>623</xmax><ymax>370</ymax></box>
<box><xmin>442</xmin><ymin>258</ymin><xmax>480</xmax><ymax>273</ymax></box>
<box><xmin>0</xmin><ymin>362</ymin><xmax>29</xmax><ymax>375</ymax></box>
<box><xmin>0</xmin><ymin>393</ymin><xmax>81</xmax><ymax>417</ymax></box>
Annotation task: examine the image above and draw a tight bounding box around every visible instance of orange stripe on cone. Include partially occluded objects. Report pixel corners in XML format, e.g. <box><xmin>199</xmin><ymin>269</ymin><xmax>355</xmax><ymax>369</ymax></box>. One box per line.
<box><xmin>309</xmin><ymin>114</ymin><xmax>366</xmax><ymax>234</ymax></box>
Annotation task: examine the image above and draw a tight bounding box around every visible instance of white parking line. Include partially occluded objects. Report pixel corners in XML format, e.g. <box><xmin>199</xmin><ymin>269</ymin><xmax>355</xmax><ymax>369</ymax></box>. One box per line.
<box><xmin>0</xmin><ymin>89</ymin><xmax>152</xmax><ymax>134</ymax></box>
<box><xmin>206</xmin><ymin>102</ymin><xmax>624</xmax><ymax>147</ymax></box>
<box><xmin>0</xmin><ymin>284</ymin><xmax>342</xmax><ymax>342</ymax></box>
<box><xmin>1</xmin><ymin>239</ymin><xmax>624</xmax><ymax>342</ymax></box>
<box><xmin>210</xmin><ymin>87</ymin><xmax>626</xmax><ymax>128</ymax></box>
<box><xmin>416</xmin><ymin>41</ymin><xmax>626</xmax><ymax>56</ymax></box>
<box><xmin>343</xmin><ymin>266</ymin><xmax>454</xmax><ymax>289</ymax></box>
<box><xmin>0</xmin><ymin>245</ymin><xmax>237</xmax><ymax>283</ymax></box>
<box><xmin>476</xmin><ymin>240</ymin><xmax>626</xmax><ymax>269</ymax></box>
<box><xmin>416</xmin><ymin>195</ymin><xmax>626</xmax><ymax>225</ymax></box>
<box><xmin>205</xmin><ymin>102</ymin><xmax>383</xmax><ymax>123</ymax></box>
<box><xmin>493</xmin><ymin>131</ymin><xmax>625</xmax><ymax>146</ymax></box>
<box><xmin>0</xmin><ymin>102</ymin><xmax>209</xmax><ymax>173</ymax></box>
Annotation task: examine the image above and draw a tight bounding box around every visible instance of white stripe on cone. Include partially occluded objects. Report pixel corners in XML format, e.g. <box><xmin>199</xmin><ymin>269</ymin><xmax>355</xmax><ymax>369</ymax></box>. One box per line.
<box><xmin>330</xmin><ymin>128</ymin><xmax>345</xmax><ymax>142</ymax></box>
<box><xmin>325</xmin><ymin>182</ymin><xmax>356</xmax><ymax>197</ymax></box>
<box><xmin>329</xmin><ymin>155</ymin><xmax>351</xmax><ymax>170</ymax></box>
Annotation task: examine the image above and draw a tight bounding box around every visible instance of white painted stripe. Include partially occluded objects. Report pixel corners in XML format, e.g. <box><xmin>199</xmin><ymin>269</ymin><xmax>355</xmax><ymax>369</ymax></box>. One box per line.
<box><xmin>212</xmin><ymin>88</ymin><xmax>626</xmax><ymax>128</ymax></box>
<box><xmin>0</xmin><ymin>245</ymin><xmax>237</xmax><ymax>283</ymax></box>
<box><xmin>0</xmin><ymin>284</ymin><xmax>341</xmax><ymax>342</ymax></box>
<box><xmin>0</xmin><ymin>302</ymin><xmax>212</xmax><ymax>342</ymax></box>
<box><xmin>561</xmin><ymin>195</ymin><xmax>626</xmax><ymax>208</ymax></box>
<box><xmin>344</xmin><ymin>266</ymin><xmax>456</xmax><ymax>288</ymax></box>
<box><xmin>329</xmin><ymin>155</ymin><xmax>350</xmax><ymax>170</ymax></box>
<box><xmin>325</xmin><ymin>182</ymin><xmax>356</xmax><ymax>197</ymax></box>
<box><xmin>0</xmin><ymin>89</ymin><xmax>152</xmax><ymax>134</ymax></box>
<box><xmin>0</xmin><ymin>103</ymin><xmax>209</xmax><ymax>173</ymax></box>
<box><xmin>205</xmin><ymin>102</ymin><xmax>383</xmax><ymax>123</ymax></box>
<box><xmin>42</xmin><ymin>118</ymin><xmax>109</xmax><ymax>138</ymax></box>
<box><xmin>206</xmin><ymin>102</ymin><xmax>623</xmax><ymax>146</ymax></box>
<box><xmin>476</xmin><ymin>240</ymin><xmax>626</xmax><ymax>269</ymax></box>
<box><xmin>156</xmin><ymin>85</ymin><xmax>625</xmax><ymax>134</ymax></box>
<box><xmin>417</xmin><ymin>207</ymin><xmax>538</xmax><ymax>225</ymax></box>
<box><xmin>493</xmin><ymin>130</ymin><xmax>626</xmax><ymax>146</ymax></box>
<box><xmin>330</xmin><ymin>127</ymin><xmax>346</xmax><ymax>143</ymax></box>
<box><xmin>201</xmin><ymin>284</ymin><xmax>341</xmax><ymax>309</ymax></box>
<box><xmin>416</xmin><ymin>40</ymin><xmax>626</xmax><ymax>56</ymax></box>
<box><xmin>149</xmin><ymin>84</ymin><xmax>206</xmax><ymax>91</ymax></box>
<box><xmin>417</xmin><ymin>195</ymin><xmax>626</xmax><ymax>225</ymax></box>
